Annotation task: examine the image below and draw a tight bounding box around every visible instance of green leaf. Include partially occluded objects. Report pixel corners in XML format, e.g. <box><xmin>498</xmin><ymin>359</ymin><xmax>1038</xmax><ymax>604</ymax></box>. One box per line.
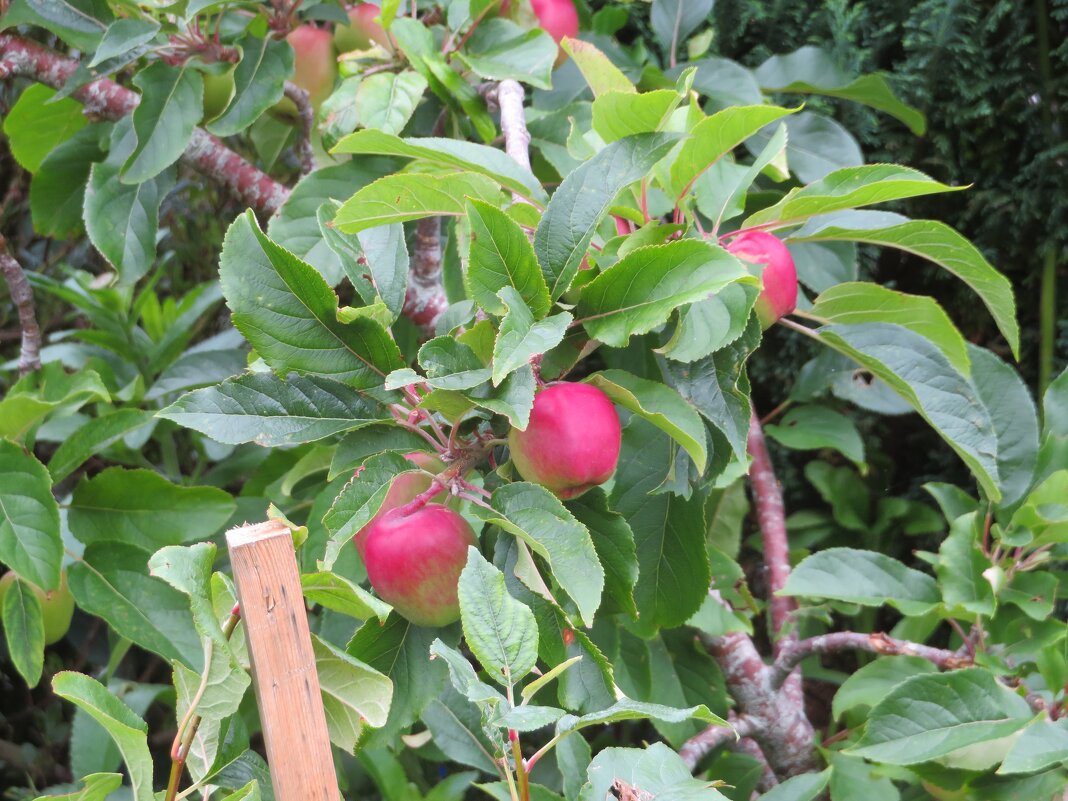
<box><xmin>2</xmin><ymin>576</ymin><xmax>45</xmax><ymax>686</ymax></box>
<box><xmin>329</xmin><ymin>426</ymin><xmax>429</xmax><ymax>478</ymax></box>
<box><xmin>68</xmin><ymin>467</ymin><xmax>234</xmax><ymax>550</ymax></box>
<box><xmin>220</xmin><ymin>211</ymin><xmax>403</xmax><ymax>392</ymax></box>
<box><xmin>586</xmin><ymin>369</ymin><xmax>708</xmax><ymax>473</ymax></box>
<box><xmin>172</xmin><ymin>648</ymin><xmax>249</xmax><ymax>779</ymax></box>
<box><xmin>422</xmin><ymin>53</ymin><xmax>497</xmax><ymax>143</ymax></box>
<box><xmin>85</xmin><ymin>119</ymin><xmax>175</xmax><ymax>285</ymax></box>
<box><xmin>535</xmin><ymin>133</ymin><xmax>679</xmax><ymax>300</ymax></box>
<box><xmin>1009</xmin><ymin>470</ymin><xmax>1068</xmax><ymax>546</ymax></box>
<box><xmin>0</xmin><ymin>364</ymin><xmax>110</xmax><ymax>442</ymax></box>
<box><xmin>48</xmin><ymin>409</ymin><xmax>152</xmax><ymax>483</ymax></box>
<box><xmin>465</xmin><ymin>199</ymin><xmax>551</xmax><ymax>318</ymax></box>
<box><xmin>756</xmin><ymin>46</ymin><xmax>925</xmax><ymax>134</ymax></box>
<box><xmin>832</xmin><ymin>656</ymin><xmax>938</xmax><ymax>720</ymax></box>
<box><xmin>30</xmin><ymin>773</ymin><xmax>123</xmax><ymax>801</ymax></box>
<box><xmin>478</xmin><ymin>483</ymin><xmax>604</xmax><ymax>627</ymax></box>
<box><xmin>577</xmin><ymin>240</ymin><xmax>751</xmax><ymax>348</ymax></box>
<box><xmin>457</xmin><ymin>547</ymin><xmax>539</xmax><ymax>687</ymax></box>
<box><xmin>268</xmin><ymin>159</ymin><xmax>397</xmax><ymax>285</ymax></box>
<box><xmin>122</xmin><ymin>62</ymin><xmax>201</xmax><ymax>183</ymax></box>
<box><xmin>3</xmin><ymin>84</ymin><xmax>88</xmax><ymax>172</ymax></box>
<box><xmin>746</xmin><ymin>111</ymin><xmax>862</xmax><ymax>184</ymax></box>
<box><xmin>815</xmin><ymin>323</ymin><xmax>1002</xmax><ymax>500</ymax></box>
<box><xmin>88</xmin><ymin>18</ymin><xmax>159</xmax><ymax>68</ymax></box>
<box><xmin>159</xmin><ymin>372</ymin><xmax>387</xmax><ymax>446</ymax></box>
<box><xmin>670</xmin><ymin>105</ymin><xmax>797</xmax><ymax>198</ymax></box>
<box><xmin>998</xmin><ymin>718</ymin><xmax>1068</xmax><ymax>774</ymax></box>
<box><xmin>68</xmin><ymin>543</ymin><xmax>201</xmax><ymax>667</ymax></box>
<box><xmin>355</xmin><ymin>71</ymin><xmax>428</xmax><ymax>135</ymax></box>
<box><xmin>967</xmin><ymin>345</ymin><xmax>1039</xmax><ymax>507</ymax></box>
<box><xmin>492</xmin><ymin>290</ymin><xmax>571</xmax><ymax>386</ymax></box>
<box><xmin>560</xmin><ymin>38</ymin><xmax>634</xmax><ymax>96</ymax></box>
<box><xmin>810</xmin><ymin>282</ymin><xmax>971</xmax><ymax>375</ymax></box>
<box><xmin>456</xmin><ymin>19</ymin><xmax>557</xmax><ymax>90</ymax></box>
<box><xmin>347</xmin><ymin>612</ymin><xmax>448</xmax><ymax>738</ymax></box>
<box><xmin>651</xmin><ymin>0</ymin><xmax>714</xmax><ymax>59</ymax></box>
<box><xmin>757</xmin><ymin>769</ymin><xmax>831</xmax><ymax>801</ymax></box>
<box><xmin>936</xmin><ymin>514</ymin><xmax>995</xmax><ymax>617</ymax></box>
<box><xmin>302</xmin><ymin>571</ymin><xmax>391</xmax><ymax>622</ymax></box>
<box><xmin>581</xmin><ymin>743</ymin><xmax>730</xmax><ymax>801</ymax></box>
<box><xmin>0</xmin><ymin>441</ymin><xmax>62</xmax><ymax>591</ymax></box>
<box><xmin>0</xmin><ymin>0</ymin><xmax>110</xmax><ymax>51</ymax></box>
<box><xmin>591</xmin><ymin>90</ymin><xmax>681</xmax><ymax>143</ymax></box>
<box><xmin>849</xmin><ymin>668</ymin><xmax>1033</xmax><ymax>765</ymax></box>
<box><xmin>791</xmin><ymin>215</ymin><xmax>1019</xmax><ymax>357</ymax></box>
<box><xmin>781</xmin><ymin>547</ymin><xmax>940</xmax><ymax>615</ymax></box>
<box><xmin>52</xmin><ymin>672</ymin><xmax>153</xmax><ymax>801</ymax></box>
<box><xmin>30</xmin><ymin>125</ymin><xmax>106</xmax><ymax>237</ymax></box>
<box><xmin>610</xmin><ymin>419</ymin><xmax>710</xmax><ymax>631</ymax></box>
<box><xmin>332</xmin><ymin>129</ymin><xmax>546</xmax><ymax>205</ymax></box>
<box><xmin>658</xmin><ymin>282</ymin><xmax>758</xmax><ymax>365</ymax></box>
<box><xmin>313</xmin><ymin>635</ymin><xmax>393</xmax><ymax>754</ymax></box>
<box><xmin>695</xmin><ymin>125</ymin><xmax>788</xmax><ymax>230</ymax></box>
<box><xmin>746</xmin><ymin>165</ymin><xmax>965</xmax><ymax>227</ymax></box>
<box><xmin>563</xmin><ymin>489</ymin><xmax>639</xmax><ymax>618</ymax></box>
<box><xmin>558</xmin><ymin>698</ymin><xmax>727</xmax><ymax>737</ymax></box>
<box><xmin>334</xmin><ymin>171</ymin><xmax>501</xmax><ymax>234</ymax></box>
<box><xmin>322</xmin><ymin>453</ymin><xmax>413</xmax><ymax>567</ymax></box>
<box><xmin>207</xmin><ymin>34</ymin><xmax>292</xmax><ymax>136</ymax></box>
<box><xmin>421</xmin><ymin>684</ymin><xmax>500</xmax><ymax>773</ymax></box>
<box><xmin>764</xmin><ymin>405</ymin><xmax>865</xmax><ymax>468</ymax></box>
<box><xmin>430</xmin><ymin>638</ymin><xmax>506</xmax><ymax>707</ymax></box>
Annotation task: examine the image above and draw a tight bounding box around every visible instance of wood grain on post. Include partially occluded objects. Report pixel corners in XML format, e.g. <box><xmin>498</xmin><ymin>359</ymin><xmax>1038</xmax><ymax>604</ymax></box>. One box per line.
<box><xmin>226</xmin><ymin>521</ymin><xmax>340</xmax><ymax>801</ymax></box>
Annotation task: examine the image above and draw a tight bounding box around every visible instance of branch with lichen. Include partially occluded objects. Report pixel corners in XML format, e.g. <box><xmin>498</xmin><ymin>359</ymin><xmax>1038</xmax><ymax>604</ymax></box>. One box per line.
<box><xmin>0</xmin><ymin>235</ymin><xmax>41</xmax><ymax>376</ymax></box>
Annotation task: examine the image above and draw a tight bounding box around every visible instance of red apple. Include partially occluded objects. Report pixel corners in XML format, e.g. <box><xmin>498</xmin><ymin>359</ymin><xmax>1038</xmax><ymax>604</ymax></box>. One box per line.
<box><xmin>361</xmin><ymin>505</ymin><xmax>477</xmax><ymax>626</ymax></box>
<box><xmin>0</xmin><ymin>571</ymin><xmax>75</xmax><ymax>645</ymax></box>
<box><xmin>508</xmin><ymin>382</ymin><xmax>621</xmax><ymax>499</ymax></box>
<box><xmin>726</xmin><ymin>231</ymin><xmax>798</xmax><ymax>328</ymax></box>
<box><xmin>334</xmin><ymin>3</ymin><xmax>389</xmax><ymax>52</ymax></box>
<box><xmin>285</xmin><ymin>25</ymin><xmax>337</xmax><ymax>110</ymax></box>
<box><xmin>352</xmin><ymin>452</ymin><xmax>447</xmax><ymax>555</ymax></box>
<box><xmin>530</xmin><ymin>0</ymin><xmax>579</xmax><ymax>43</ymax></box>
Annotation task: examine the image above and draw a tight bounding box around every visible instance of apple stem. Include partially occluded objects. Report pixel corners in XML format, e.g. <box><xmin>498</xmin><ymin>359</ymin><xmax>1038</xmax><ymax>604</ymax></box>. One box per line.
<box><xmin>457</xmin><ymin>478</ymin><xmax>492</xmax><ymax>498</ymax></box>
<box><xmin>458</xmin><ymin>491</ymin><xmax>495</xmax><ymax>512</ymax></box>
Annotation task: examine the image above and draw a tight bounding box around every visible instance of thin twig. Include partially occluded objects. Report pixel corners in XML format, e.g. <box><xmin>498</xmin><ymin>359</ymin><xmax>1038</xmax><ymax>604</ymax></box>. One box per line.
<box><xmin>0</xmin><ymin>235</ymin><xmax>41</xmax><ymax>375</ymax></box>
<box><xmin>770</xmin><ymin>631</ymin><xmax>972</xmax><ymax>690</ymax></box>
<box><xmin>282</xmin><ymin>81</ymin><xmax>316</xmax><ymax>175</ymax></box>
<box><xmin>680</xmin><ymin>714</ymin><xmax>758</xmax><ymax>771</ymax></box>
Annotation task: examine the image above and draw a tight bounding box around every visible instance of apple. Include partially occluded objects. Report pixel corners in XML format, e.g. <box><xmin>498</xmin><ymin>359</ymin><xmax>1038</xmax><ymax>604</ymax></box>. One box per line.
<box><xmin>361</xmin><ymin>505</ymin><xmax>477</xmax><ymax>626</ymax></box>
<box><xmin>725</xmin><ymin>231</ymin><xmax>798</xmax><ymax>328</ymax></box>
<box><xmin>0</xmin><ymin>571</ymin><xmax>75</xmax><ymax>645</ymax></box>
<box><xmin>334</xmin><ymin>3</ymin><xmax>389</xmax><ymax>53</ymax></box>
<box><xmin>201</xmin><ymin>68</ymin><xmax>235</xmax><ymax>122</ymax></box>
<box><xmin>530</xmin><ymin>0</ymin><xmax>579</xmax><ymax>44</ymax></box>
<box><xmin>508</xmin><ymin>382</ymin><xmax>621</xmax><ymax>499</ymax></box>
<box><xmin>282</xmin><ymin>25</ymin><xmax>338</xmax><ymax>112</ymax></box>
<box><xmin>352</xmin><ymin>451</ymin><xmax>447</xmax><ymax>555</ymax></box>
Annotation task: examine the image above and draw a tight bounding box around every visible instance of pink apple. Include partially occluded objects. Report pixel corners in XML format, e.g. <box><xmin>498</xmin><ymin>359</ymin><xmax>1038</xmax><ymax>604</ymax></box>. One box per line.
<box><xmin>726</xmin><ymin>231</ymin><xmax>798</xmax><ymax>328</ymax></box>
<box><xmin>508</xmin><ymin>382</ymin><xmax>621</xmax><ymax>499</ymax></box>
<box><xmin>285</xmin><ymin>25</ymin><xmax>337</xmax><ymax>110</ymax></box>
<box><xmin>352</xmin><ymin>452</ymin><xmax>447</xmax><ymax>555</ymax></box>
<box><xmin>334</xmin><ymin>4</ymin><xmax>389</xmax><ymax>52</ymax></box>
<box><xmin>361</xmin><ymin>505</ymin><xmax>477</xmax><ymax>626</ymax></box>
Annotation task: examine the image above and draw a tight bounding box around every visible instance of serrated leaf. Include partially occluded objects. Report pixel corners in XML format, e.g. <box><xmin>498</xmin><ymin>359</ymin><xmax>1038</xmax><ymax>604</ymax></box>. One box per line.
<box><xmin>558</xmin><ymin>698</ymin><xmax>727</xmax><ymax>737</ymax></box>
<box><xmin>122</xmin><ymin>62</ymin><xmax>201</xmax><ymax>183</ymax></box>
<box><xmin>2</xmin><ymin>577</ymin><xmax>45</xmax><ymax>686</ymax></box>
<box><xmin>68</xmin><ymin>467</ymin><xmax>234</xmax><ymax>550</ymax></box>
<box><xmin>88</xmin><ymin>18</ymin><xmax>159</xmax><ymax>68</ymax></box>
<box><xmin>581</xmin><ymin>743</ymin><xmax>730</xmax><ymax>801</ymax></box>
<box><xmin>560</xmin><ymin>38</ymin><xmax>634</xmax><ymax>96</ymax></box>
<box><xmin>313</xmin><ymin>635</ymin><xmax>393</xmax><ymax>753</ymax></box>
<box><xmin>1</xmin><ymin>0</ymin><xmax>110</xmax><ymax>51</ymax></box>
<box><xmin>832</xmin><ymin>656</ymin><xmax>938</xmax><ymax>720</ymax></box>
<box><xmin>585</xmin><ymin>369</ymin><xmax>707</xmax><ymax>473</ymax></box>
<box><xmin>322</xmin><ymin>452</ymin><xmax>413</xmax><ymax>567</ymax></box>
<box><xmin>0</xmin><ymin>440</ymin><xmax>62</xmax><ymax>591</ymax></box>
<box><xmin>591</xmin><ymin>90</ymin><xmax>681</xmax><ymax>143</ymax></box>
<box><xmin>492</xmin><ymin>289</ymin><xmax>570</xmax><ymax>385</ymax></box>
<box><xmin>429</xmin><ymin>638</ymin><xmax>506</xmax><ymax>707</ymax></box>
<box><xmin>465</xmin><ymin>199</ymin><xmax>550</xmax><ymax>318</ymax></box>
<box><xmin>159</xmin><ymin>372</ymin><xmax>387</xmax><ymax>446</ymax></box>
<box><xmin>764</xmin><ymin>405</ymin><xmax>865</xmax><ymax>468</ymax></box>
<box><xmin>52</xmin><ymin>672</ymin><xmax>153</xmax><ymax>801</ymax></box>
<box><xmin>456</xmin><ymin>19</ymin><xmax>557</xmax><ymax>90</ymax></box>
<box><xmin>535</xmin><ymin>133</ymin><xmax>678</xmax><ymax>299</ymax></box>
<box><xmin>220</xmin><ymin>211</ymin><xmax>403</xmax><ymax>392</ymax></box>
<box><xmin>577</xmin><ymin>240</ymin><xmax>751</xmax><ymax>348</ymax></box>
<box><xmin>458</xmin><ymin>548</ymin><xmax>538</xmax><ymax>687</ymax></box>
<box><xmin>302</xmin><ymin>571</ymin><xmax>392</xmax><ymax>622</ymax></box>
<box><xmin>781</xmin><ymin>547</ymin><xmax>940</xmax><ymax>615</ymax></box>
<box><xmin>30</xmin><ymin>772</ymin><xmax>123</xmax><ymax>801</ymax></box>
<box><xmin>565</xmin><ymin>489</ymin><xmax>639</xmax><ymax>619</ymax></box>
<box><xmin>334</xmin><ymin>171</ymin><xmax>501</xmax><ymax>233</ymax></box>
<box><xmin>49</xmin><ymin>410</ymin><xmax>152</xmax><ymax>483</ymax></box>
<box><xmin>478</xmin><ymin>483</ymin><xmax>604</xmax><ymax>627</ymax></box>
<box><xmin>332</xmin><ymin>129</ymin><xmax>546</xmax><ymax>205</ymax></box>
<box><xmin>657</xmin><ymin>283</ymin><xmax>758</xmax><ymax>363</ymax></box>
<box><xmin>998</xmin><ymin>718</ymin><xmax>1068</xmax><ymax>774</ymax></box>
<box><xmin>670</xmin><ymin>104</ymin><xmax>797</xmax><ymax>198</ymax></box>
<box><xmin>205</xmin><ymin>35</ymin><xmax>290</xmax><ymax>135</ymax></box>
<box><xmin>849</xmin><ymin>668</ymin><xmax>1033</xmax><ymax>765</ymax></box>
<box><xmin>355</xmin><ymin>71</ymin><xmax>428</xmax><ymax>135</ymax></box>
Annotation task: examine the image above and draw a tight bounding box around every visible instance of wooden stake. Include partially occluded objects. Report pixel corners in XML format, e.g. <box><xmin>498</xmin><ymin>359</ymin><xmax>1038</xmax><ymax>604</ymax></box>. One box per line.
<box><xmin>226</xmin><ymin>521</ymin><xmax>340</xmax><ymax>801</ymax></box>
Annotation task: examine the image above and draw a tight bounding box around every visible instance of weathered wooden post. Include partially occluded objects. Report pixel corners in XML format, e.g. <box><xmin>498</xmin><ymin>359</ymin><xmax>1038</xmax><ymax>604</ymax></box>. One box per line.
<box><xmin>227</xmin><ymin>520</ymin><xmax>340</xmax><ymax>801</ymax></box>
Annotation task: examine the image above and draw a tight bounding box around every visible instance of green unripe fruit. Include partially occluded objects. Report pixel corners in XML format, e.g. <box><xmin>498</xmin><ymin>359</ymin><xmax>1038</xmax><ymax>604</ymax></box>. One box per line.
<box><xmin>0</xmin><ymin>571</ymin><xmax>75</xmax><ymax>645</ymax></box>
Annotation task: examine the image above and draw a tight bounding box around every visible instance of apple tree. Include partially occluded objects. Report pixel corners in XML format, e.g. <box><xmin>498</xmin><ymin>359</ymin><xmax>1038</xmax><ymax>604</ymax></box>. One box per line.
<box><xmin>0</xmin><ymin>1</ymin><xmax>1065</xmax><ymax>800</ymax></box>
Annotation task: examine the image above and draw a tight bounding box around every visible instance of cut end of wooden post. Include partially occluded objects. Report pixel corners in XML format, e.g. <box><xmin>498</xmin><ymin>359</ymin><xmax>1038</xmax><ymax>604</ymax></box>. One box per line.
<box><xmin>225</xmin><ymin>519</ymin><xmax>290</xmax><ymax>548</ymax></box>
